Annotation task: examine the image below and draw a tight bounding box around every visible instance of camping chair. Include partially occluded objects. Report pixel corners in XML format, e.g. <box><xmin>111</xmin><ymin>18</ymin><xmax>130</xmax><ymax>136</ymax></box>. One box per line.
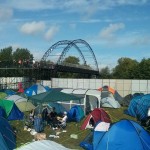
<box><xmin>57</xmin><ymin>121</ymin><xmax>67</xmax><ymax>131</ymax></box>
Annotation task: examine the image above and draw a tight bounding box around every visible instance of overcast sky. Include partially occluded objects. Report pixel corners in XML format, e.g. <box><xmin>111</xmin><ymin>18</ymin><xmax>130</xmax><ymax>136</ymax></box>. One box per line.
<box><xmin>0</xmin><ymin>0</ymin><xmax>150</xmax><ymax>69</ymax></box>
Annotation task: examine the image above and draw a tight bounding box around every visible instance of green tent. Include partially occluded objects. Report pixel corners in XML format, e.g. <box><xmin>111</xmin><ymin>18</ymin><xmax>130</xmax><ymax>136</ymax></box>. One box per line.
<box><xmin>0</xmin><ymin>100</ymin><xmax>13</xmax><ymax>116</ymax></box>
<box><xmin>29</xmin><ymin>89</ymin><xmax>81</xmax><ymax>104</ymax></box>
<box><xmin>16</xmin><ymin>101</ymin><xmax>35</xmax><ymax>112</ymax></box>
<box><xmin>0</xmin><ymin>99</ymin><xmax>24</xmax><ymax>120</ymax></box>
<box><xmin>0</xmin><ymin>92</ymin><xmax>7</xmax><ymax>99</ymax></box>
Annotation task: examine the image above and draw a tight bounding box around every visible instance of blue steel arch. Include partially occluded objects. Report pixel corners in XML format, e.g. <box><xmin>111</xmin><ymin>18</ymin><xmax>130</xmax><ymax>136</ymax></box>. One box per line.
<box><xmin>41</xmin><ymin>39</ymin><xmax>99</xmax><ymax>71</ymax></box>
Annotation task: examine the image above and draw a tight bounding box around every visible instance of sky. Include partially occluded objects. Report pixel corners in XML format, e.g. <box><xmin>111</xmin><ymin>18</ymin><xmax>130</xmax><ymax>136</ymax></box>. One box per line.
<box><xmin>0</xmin><ymin>0</ymin><xmax>150</xmax><ymax>70</ymax></box>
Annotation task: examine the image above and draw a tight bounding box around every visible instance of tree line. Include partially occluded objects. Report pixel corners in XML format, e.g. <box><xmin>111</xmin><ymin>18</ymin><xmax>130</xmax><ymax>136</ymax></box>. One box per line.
<box><xmin>0</xmin><ymin>47</ymin><xmax>150</xmax><ymax>79</ymax></box>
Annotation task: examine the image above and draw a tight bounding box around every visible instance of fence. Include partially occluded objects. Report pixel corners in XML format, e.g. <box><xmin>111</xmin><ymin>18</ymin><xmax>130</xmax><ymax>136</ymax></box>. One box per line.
<box><xmin>1</xmin><ymin>77</ymin><xmax>150</xmax><ymax>97</ymax></box>
<box><xmin>51</xmin><ymin>78</ymin><xmax>150</xmax><ymax>97</ymax></box>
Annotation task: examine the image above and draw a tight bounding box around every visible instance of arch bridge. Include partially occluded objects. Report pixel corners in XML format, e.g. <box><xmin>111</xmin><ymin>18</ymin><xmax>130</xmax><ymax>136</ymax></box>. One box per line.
<box><xmin>0</xmin><ymin>39</ymin><xmax>100</xmax><ymax>81</ymax></box>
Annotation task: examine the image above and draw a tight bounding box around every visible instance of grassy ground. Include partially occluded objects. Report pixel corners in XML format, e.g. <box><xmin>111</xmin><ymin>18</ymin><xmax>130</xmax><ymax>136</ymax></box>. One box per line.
<box><xmin>10</xmin><ymin>107</ymin><xmax>147</xmax><ymax>149</ymax></box>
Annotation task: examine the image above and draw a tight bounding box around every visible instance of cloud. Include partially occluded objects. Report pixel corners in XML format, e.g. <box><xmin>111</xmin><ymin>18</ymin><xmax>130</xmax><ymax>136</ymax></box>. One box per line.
<box><xmin>20</xmin><ymin>21</ymin><xmax>45</xmax><ymax>35</ymax></box>
<box><xmin>44</xmin><ymin>26</ymin><xmax>59</xmax><ymax>41</ymax></box>
<box><xmin>99</xmin><ymin>23</ymin><xmax>125</xmax><ymax>41</ymax></box>
<box><xmin>0</xmin><ymin>8</ymin><xmax>13</xmax><ymax>21</ymax></box>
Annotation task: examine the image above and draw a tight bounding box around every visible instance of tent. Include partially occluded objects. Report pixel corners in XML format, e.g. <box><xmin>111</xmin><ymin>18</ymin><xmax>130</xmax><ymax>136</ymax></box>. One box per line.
<box><xmin>0</xmin><ymin>117</ymin><xmax>16</xmax><ymax>150</ymax></box>
<box><xmin>121</xmin><ymin>94</ymin><xmax>133</xmax><ymax>107</ymax></box>
<box><xmin>0</xmin><ymin>100</ymin><xmax>24</xmax><ymax>120</ymax></box>
<box><xmin>98</xmin><ymin>86</ymin><xmax>121</xmax><ymax>108</ymax></box>
<box><xmin>15</xmin><ymin>101</ymin><xmax>35</xmax><ymax>112</ymax></box>
<box><xmin>101</xmin><ymin>97</ymin><xmax>121</xmax><ymax>108</ymax></box>
<box><xmin>48</xmin><ymin>102</ymin><xmax>67</xmax><ymax>115</ymax></box>
<box><xmin>126</xmin><ymin>94</ymin><xmax>150</xmax><ymax>120</ymax></box>
<box><xmin>61</xmin><ymin>89</ymin><xmax>101</xmax><ymax>114</ymax></box>
<box><xmin>67</xmin><ymin>105</ymin><xmax>84</xmax><ymax>122</ymax></box>
<box><xmin>0</xmin><ymin>89</ymin><xmax>16</xmax><ymax>96</ymax></box>
<box><xmin>24</xmin><ymin>83</ymin><xmax>50</xmax><ymax>97</ymax></box>
<box><xmin>0</xmin><ymin>106</ymin><xmax>6</xmax><ymax>117</ymax></box>
<box><xmin>98</xmin><ymin>85</ymin><xmax>123</xmax><ymax>103</ymax></box>
<box><xmin>5</xmin><ymin>95</ymin><xmax>35</xmax><ymax>112</ymax></box>
<box><xmin>0</xmin><ymin>92</ymin><xmax>7</xmax><ymax>99</ymax></box>
<box><xmin>80</xmin><ymin>108</ymin><xmax>111</xmax><ymax>130</ymax></box>
<box><xmin>29</xmin><ymin>89</ymin><xmax>81</xmax><ymax>104</ymax></box>
<box><xmin>121</xmin><ymin>93</ymin><xmax>144</xmax><ymax>107</ymax></box>
<box><xmin>80</xmin><ymin>119</ymin><xmax>150</xmax><ymax>150</ymax></box>
<box><xmin>6</xmin><ymin>95</ymin><xmax>27</xmax><ymax>103</ymax></box>
<box><xmin>16</xmin><ymin>140</ymin><xmax>70</xmax><ymax>150</ymax></box>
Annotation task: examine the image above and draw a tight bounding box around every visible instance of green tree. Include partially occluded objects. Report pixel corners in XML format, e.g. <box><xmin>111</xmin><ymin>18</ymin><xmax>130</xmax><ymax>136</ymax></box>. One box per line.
<box><xmin>112</xmin><ymin>57</ymin><xmax>139</xmax><ymax>79</ymax></box>
<box><xmin>13</xmin><ymin>48</ymin><xmax>33</xmax><ymax>64</ymax></box>
<box><xmin>59</xmin><ymin>56</ymin><xmax>80</xmax><ymax>78</ymax></box>
<box><xmin>0</xmin><ymin>46</ymin><xmax>13</xmax><ymax>67</ymax></box>
<box><xmin>100</xmin><ymin>66</ymin><xmax>112</xmax><ymax>79</ymax></box>
<box><xmin>137</xmin><ymin>58</ymin><xmax>150</xmax><ymax>79</ymax></box>
<box><xmin>63</xmin><ymin>56</ymin><xmax>80</xmax><ymax>64</ymax></box>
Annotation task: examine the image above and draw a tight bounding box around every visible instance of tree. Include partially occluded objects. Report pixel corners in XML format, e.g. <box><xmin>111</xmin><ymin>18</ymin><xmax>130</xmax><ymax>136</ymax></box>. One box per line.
<box><xmin>112</xmin><ymin>57</ymin><xmax>139</xmax><ymax>79</ymax></box>
<box><xmin>137</xmin><ymin>58</ymin><xmax>150</xmax><ymax>79</ymax></box>
<box><xmin>63</xmin><ymin>56</ymin><xmax>80</xmax><ymax>64</ymax></box>
<box><xmin>99</xmin><ymin>66</ymin><xmax>112</xmax><ymax>79</ymax></box>
<box><xmin>58</xmin><ymin>56</ymin><xmax>80</xmax><ymax>78</ymax></box>
<box><xmin>13</xmin><ymin>48</ymin><xmax>33</xmax><ymax>65</ymax></box>
<box><xmin>0</xmin><ymin>47</ymin><xmax>13</xmax><ymax>67</ymax></box>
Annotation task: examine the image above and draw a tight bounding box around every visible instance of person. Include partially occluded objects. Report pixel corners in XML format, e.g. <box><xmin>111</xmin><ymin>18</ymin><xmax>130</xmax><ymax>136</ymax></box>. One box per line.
<box><xmin>34</xmin><ymin>114</ymin><xmax>44</xmax><ymax>133</ymax></box>
<box><xmin>42</xmin><ymin>106</ymin><xmax>48</xmax><ymax>125</ymax></box>
<box><xmin>29</xmin><ymin>109</ymin><xmax>35</xmax><ymax>125</ymax></box>
<box><xmin>57</xmin><ymin>111</ymin><xmax>68</xmax><ymax>130</ymax></box>
<box><xmin>47</xmin><ymin>107</ymin><xmax>58</xmax><ymax>128</ymax></box>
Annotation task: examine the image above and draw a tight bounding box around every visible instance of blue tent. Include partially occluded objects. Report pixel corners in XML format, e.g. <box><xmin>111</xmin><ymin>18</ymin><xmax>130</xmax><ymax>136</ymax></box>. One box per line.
<box><xmin>0</xmin><ymin>89</ymin><xmax>16</xmax><ymax>96</ymax></box>
<box><xmin>0</xmin><ymin>100</ymin><xmax>24</xmax><ymax>121</ymax></box>
<box><xmin>126</xmin><ymin>94</ymin><xmax>150</xmax><ymax>120</ymax></box>
<box><xmin>24</xmin><ymin>83</ymin><xmax>50</xmax><ymax>97</ymax></box>
<box><xmin>0</xmin><ymin>106</ymin><xmax>6</xmax><ymax>117</ymax></box>
<box><xmin>67</xmin><ymin>105</ymin><xmax>84</xmax><ymax>122</ymax></box>
<box><xmin>80</xmin><ymin>119</ymin><xmax>150</xmax><ymax>150</ymax></box>
<box><xmin>0</xmin><ymin>117</ymin><xmax>16</xmax><ymax>150</ymax></box>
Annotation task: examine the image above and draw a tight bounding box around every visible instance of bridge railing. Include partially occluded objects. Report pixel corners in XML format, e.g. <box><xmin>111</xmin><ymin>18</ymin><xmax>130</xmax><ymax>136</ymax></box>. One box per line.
<box><xmin>59</xmin><ymin>62</ymin><xmax>96</xmax><ymax>71</ymax></box>
<box><xmin>0</xmin><ymin>60</ymin><xmax>97</xmax><ymax>71</ymax></box>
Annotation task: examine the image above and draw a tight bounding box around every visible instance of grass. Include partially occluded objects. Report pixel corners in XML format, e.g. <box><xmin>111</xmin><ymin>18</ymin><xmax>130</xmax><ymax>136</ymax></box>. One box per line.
<box><xmin>10</xmin><ymin>107</ymin><xmax>147</xmax><ymax>149</ymax></box>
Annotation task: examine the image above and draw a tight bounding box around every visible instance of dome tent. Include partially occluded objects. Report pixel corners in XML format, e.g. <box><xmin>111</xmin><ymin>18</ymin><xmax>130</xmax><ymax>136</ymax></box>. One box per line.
<box><xmin>67</xmin><ymin>105</ymin><xmax>84</xmax><ymax>122</ymax></box>
<box><xmin>98</xmin><ymin>86</ymin><xmax>122</xmax><ymax>108</ymax></box>
<box><xmin>80</xmin><ymin>108</ymin><xmax>111</xmax><ymax>130</ymax></box>
<box><xmin>5</xmin><ymin>95</ymin><xmax>35</xmax><ymax>112</ymax></box>
<box><xmin>24</xmin><ymin>83</ymin><xmax>50</xmax><ymax>97</ymax></box>
<box><xmin>80</xmin><ymin>119</ymin><xmax>150</xmax><ymax>150</ymax></box>
<box><xmin>126</xmin><ymin>94</ymin><xmax>150</xmax><ymax>120</ymax></box>
<box><xmin>0</xmin><ymin>117</ymin><xmax>16</xmax><ymax>150</ymax></box>
<box><xmin>0</xmin><ymin>100</ymin><xmax>24</xmax><ymax>120</ymax></box>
